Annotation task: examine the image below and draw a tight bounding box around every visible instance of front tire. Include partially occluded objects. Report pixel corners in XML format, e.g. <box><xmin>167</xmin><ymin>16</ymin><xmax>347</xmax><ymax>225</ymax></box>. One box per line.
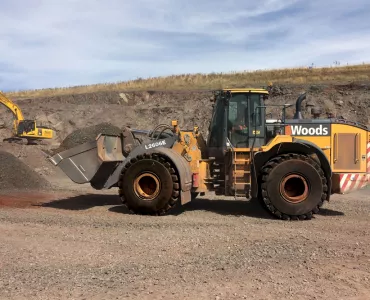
<box><xmin>118</xmin><ymin>153</ymin><xmax>180</xmax><ymax>215</ymax></box>
<box><xmin>260</xmin><ymin>153</ymin><xmax>327</xmax><ymax>220</ymax></box>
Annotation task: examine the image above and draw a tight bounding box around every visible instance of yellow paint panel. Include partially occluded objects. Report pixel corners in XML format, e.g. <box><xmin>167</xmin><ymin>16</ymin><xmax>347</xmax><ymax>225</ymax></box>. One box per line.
<box><xmin>222</xmin><ymin>88</ymin><xmax>269</xmax><ymax>94</ymax></box>
<box><xmin>284</xmin><ymin>123</ymin><xmax>368</xmax><ymax>173</ymax></box>
<box><xmin>289</xmin><ymin>136</ymin><xmax>331</xmax><ymax>160</ymax></box>
<box><xmin>260</xmin><ymin>135</ymin><xmax>294</xmax><ymax>151</ymax></box>
<box><xmin>171</xmin><ymin>130</ymin><xmax>203</xmax><ymax>174</ymax></box>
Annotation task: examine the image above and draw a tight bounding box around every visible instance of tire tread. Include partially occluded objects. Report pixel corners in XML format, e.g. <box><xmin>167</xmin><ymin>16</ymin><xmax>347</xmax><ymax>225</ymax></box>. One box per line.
<box><xmin>118</xmin><ymin>153</ymin><xmax>181</xmax><ymax>216</ymax></box>
<box><xmin>260</xmin><ymin>153</ymin><xmax>328</xmax><ymax>221</ymax></box>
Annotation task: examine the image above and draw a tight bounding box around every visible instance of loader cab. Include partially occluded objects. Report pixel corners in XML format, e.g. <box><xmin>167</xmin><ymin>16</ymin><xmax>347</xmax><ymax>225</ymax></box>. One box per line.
<box><xmin>207</xmin><ymin>88</ymin><xmax>269</xmax><ymax>158</ymax></box>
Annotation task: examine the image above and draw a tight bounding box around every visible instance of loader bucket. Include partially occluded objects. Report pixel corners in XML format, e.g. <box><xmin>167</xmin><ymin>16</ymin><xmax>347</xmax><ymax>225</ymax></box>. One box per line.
<box><xmin>48</xmin><ymin>134</ymin><xmax>125</xmax><ymax>187</ymax></box>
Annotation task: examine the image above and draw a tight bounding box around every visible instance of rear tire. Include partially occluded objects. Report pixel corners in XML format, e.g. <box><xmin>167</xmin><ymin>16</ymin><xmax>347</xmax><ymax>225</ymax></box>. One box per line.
<box><xmin>191</xmin><ymin>192</ymin><xmax>199</xmax><ymax>200</ymax></box>
<box><xmin>260</xmin><ymin>153</ymin><xmax>327</xmax><ymax>220</ymax></box>
<box><xmin>118</xmin><ymin>153</ymin><xmax>180</xmax><ymax>215</ymax></box>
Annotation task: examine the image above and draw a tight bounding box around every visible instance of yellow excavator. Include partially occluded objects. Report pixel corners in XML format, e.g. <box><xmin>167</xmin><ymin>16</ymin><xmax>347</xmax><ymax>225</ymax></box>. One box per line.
<box><xmin>0</xmin><ymin>91</ymin><xmax>54</xmax><ymax>144</ymax></box>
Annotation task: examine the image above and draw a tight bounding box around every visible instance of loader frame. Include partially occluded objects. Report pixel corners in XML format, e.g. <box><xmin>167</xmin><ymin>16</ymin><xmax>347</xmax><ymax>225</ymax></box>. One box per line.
<box><xmin>48</xmin><ymin>88</ymin><xmax>370</xmax><ymax>220</ymax></box>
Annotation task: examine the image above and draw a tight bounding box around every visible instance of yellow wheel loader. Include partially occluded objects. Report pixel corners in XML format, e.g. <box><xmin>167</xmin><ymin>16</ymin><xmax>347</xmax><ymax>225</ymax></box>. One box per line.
<box><xmin>48</xmin><ymin>88</ymin><xmax>370</xmax><ymax>220</ymax></box>
<box><xmin>0</xmin><ymin>91</ymin><xmax>54</xmax><ymax>144</ymax></box>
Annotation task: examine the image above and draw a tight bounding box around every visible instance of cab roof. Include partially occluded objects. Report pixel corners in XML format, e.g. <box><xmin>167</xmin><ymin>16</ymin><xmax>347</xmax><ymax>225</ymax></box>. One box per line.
<box><xmin>221</xmin><ymin>88</ymin><xmax>269</xmax><ymax>94</ymax></box>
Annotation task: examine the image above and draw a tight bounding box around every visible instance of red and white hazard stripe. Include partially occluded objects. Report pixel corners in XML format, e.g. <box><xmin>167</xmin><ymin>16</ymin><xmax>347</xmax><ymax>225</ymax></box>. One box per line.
<box><xmin>368</xmin><ymin>142</ymin><xmax>370</xmax><ymax>173</ymax></box>
<box><xmin>338</xmin><ymin>142</ymin><xmax>370</xmax><ymax>194</ymax></box>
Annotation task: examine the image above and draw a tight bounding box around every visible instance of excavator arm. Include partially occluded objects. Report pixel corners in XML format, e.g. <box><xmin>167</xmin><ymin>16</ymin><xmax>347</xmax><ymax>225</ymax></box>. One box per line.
<box><xmin>0</xmin><ymin>91</ymin><xmax>25</xmax><ymax>121</ymax></box>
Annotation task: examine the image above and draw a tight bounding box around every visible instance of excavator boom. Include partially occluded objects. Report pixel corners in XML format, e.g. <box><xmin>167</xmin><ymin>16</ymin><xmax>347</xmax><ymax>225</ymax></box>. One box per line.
<box><xmin>0</xmin><ymin>91</ymin><xmax>24</xmax><ymax>120</ymax></box>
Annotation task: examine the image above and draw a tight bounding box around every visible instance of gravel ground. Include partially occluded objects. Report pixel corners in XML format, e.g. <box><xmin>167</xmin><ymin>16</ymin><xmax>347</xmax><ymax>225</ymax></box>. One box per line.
<box><xmin>0</xmin><ymin>187</ymin><xmax>369</xmax><ymax>300</ymax></box>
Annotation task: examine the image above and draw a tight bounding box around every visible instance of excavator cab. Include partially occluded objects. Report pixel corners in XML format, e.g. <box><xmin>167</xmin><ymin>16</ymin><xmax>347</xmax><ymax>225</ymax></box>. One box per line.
<box><xmin>17</xmin><ymin>120</ymin><xmax>36</xmax><ymax>135</ymax></box>
<box><xmin>9</xmin><ymin>118</ymin><xmax>53</xmax><ymax>144</ymax></box>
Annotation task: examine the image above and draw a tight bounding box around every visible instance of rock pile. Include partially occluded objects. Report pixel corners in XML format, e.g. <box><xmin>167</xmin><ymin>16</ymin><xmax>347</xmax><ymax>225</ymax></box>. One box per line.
<box><xmin>0</xmin><ymin>151</ymin><xmax>51</xmax><ymax>191</ymax></box>
<box><xmin>51</xmin><ymin>122</ymin><xmax>122</xmax><ymax>154</ymax></box>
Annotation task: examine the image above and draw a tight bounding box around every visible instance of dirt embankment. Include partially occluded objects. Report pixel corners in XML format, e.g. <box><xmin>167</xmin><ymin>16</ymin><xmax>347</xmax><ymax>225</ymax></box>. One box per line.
<box><xmin>2</xmin><ymin>83</ymin><xmax>368</xmax><ymax>147</ymax></box>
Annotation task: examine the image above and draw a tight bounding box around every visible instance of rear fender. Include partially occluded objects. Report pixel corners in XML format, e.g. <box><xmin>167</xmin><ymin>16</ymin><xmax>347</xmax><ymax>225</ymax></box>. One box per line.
<box><xmin>253</xmin><ymin>139</ymin><xmax>332</xmax><ymax>200</ymax></box>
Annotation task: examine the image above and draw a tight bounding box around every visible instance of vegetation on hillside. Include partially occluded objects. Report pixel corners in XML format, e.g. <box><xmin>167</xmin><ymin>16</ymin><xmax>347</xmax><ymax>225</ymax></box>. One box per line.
<box><xmin>6</xmin><ymin>63</ymin><xmax>370</xmax><ymax>99</ymax></box>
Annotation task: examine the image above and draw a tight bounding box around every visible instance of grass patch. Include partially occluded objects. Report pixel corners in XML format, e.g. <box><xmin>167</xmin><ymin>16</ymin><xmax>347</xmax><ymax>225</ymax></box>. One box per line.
<box><xmin>5</xmin><ymin>63</ymin><xmax>370</xmax><ymax>99</ymax></box>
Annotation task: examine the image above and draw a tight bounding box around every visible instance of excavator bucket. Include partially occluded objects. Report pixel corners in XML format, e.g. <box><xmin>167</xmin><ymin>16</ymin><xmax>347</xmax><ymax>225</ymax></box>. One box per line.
<box><xmin>48</xmin><ymin>134</ymin><xmax>125</xmax><ymax>187</ymax></box>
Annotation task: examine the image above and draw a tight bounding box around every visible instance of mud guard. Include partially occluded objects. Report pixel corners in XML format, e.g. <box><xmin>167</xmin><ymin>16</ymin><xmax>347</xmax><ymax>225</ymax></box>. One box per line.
<box><xmin>252</xmin><ymin>138</ymin><xmax>332</xmax><ymax>200</ymax></box>
<box><xmin>104</xmin><ymin>145</ymin><xmax>193</xmax><ymax>205</ymax></box>
<box><xmin>103</xmin><ymin>136</ymin><xmax>175</xmax><ymax>188</ymax></box>
<box><xmin>150</xmin><ymin>147</ymin><xmax>193</xmax><ymax>205</ymax></box>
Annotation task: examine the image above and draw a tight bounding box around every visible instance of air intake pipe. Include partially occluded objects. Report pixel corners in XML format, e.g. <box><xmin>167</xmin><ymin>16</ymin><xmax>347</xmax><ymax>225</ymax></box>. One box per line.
<box><xmin>293</xmin><ymin>92</ymin><xmax>307</xmax><ymax>119</ymax></box>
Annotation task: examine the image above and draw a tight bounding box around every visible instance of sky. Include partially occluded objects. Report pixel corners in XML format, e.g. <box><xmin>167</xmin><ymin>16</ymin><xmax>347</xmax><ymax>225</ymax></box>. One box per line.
<box><xmin>1</xmin><ymin>0</ymin><xmax>370</xmax><ymax>91</ymax></box>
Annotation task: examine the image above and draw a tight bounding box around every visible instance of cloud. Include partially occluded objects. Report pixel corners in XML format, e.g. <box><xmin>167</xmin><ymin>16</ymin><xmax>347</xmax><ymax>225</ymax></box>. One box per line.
<box><xmin>1</xmin><ymin>0</ymin><xmax>370</xmax><ymax>91</ymax></box>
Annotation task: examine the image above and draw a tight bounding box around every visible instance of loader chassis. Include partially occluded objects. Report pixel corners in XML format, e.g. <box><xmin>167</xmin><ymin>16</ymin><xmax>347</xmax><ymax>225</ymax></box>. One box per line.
<box><xmin>48</xmin><ymin>88</ymin><xmax>370</xmax><ymax>220</ymax></box>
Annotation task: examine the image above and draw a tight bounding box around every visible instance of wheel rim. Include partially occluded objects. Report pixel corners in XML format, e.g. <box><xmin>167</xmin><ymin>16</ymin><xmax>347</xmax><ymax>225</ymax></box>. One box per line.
<box><xmin>279</xmin><ymin>174</ymin><xmax>309</xmax><ymax>203</ymax></box>
<box><xmin>133</xmin><ymin>172</ymin><xmax>161</xmax><ymax>200</ymax></box>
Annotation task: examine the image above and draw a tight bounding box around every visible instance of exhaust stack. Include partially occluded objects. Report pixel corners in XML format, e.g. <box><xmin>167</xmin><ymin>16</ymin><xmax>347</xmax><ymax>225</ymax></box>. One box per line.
<box><xmin>293</xmin><ymin>92</ymin><xmax>307</xmax><ymax>119</ymax></box>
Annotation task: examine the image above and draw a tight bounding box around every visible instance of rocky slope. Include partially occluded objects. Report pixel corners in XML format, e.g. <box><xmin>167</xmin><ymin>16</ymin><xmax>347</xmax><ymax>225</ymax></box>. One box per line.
<box><xmin>1</xmin><ymin>83</ymin><xmax>369</xmax><ymax>147</ymax></box>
